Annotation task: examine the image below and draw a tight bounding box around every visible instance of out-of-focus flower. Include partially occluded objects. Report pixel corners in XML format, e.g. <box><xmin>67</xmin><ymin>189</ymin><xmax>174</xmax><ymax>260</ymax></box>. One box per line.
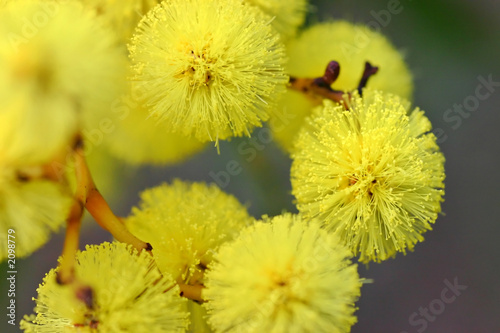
<box><xmin>0</xmin><ymin>0</ymin><xmax>126</xmax><ymax>166</ymax></box>
<box><xmin>269</xmin><ymin>21</ymin><xmax>413</xmax><ymax>153</ymax></box>
<box><xmin>74</xmin><ymin>0</ymin><xmax>159</xmax><ymax>45</ymax></box>
<box><xmin>0</xmin><ymin>170</ymin><xmax>72</xmax><ymax>261</ymax></box>
<box><xmin>245</xmin><ymin>0</ymin><xmax>308</xmax><ymax>40</ymax></box>
<box><xmin>104</xmin><ymin>87</ymin><xmax>207</xmax><ymax>165</ymax></box>
<box><xmin>126</xmin><ymin>180</ymin><xmax>254</xmax><ymax>286</ymax></box>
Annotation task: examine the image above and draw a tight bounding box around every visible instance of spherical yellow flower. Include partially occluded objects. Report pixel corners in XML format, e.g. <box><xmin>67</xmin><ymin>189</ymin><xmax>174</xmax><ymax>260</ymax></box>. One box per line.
<box><xmin>245</xmin><ymin>0</ymin><xmax>308</xmax><ymax>41</ymax></box>
<box><xmin>0</xmin><ymin>168</ymin><xmax>72</xmax><ymax>261</ymax></box>
<box><xmin>21</xmin><ymin>242</ymin><xmax>189</xmax><ymax>332</ymax></box>
<box><xmin>104</xmin><ymin>90</ymin><xmax>207</xmax><ymax>165</ymax></box>
<box><xmin>269</xmin><ymin>21</ymin><xmax>413</xmax><ymax>153</ymax></box>
<box><xmin>204</xmin><ymin>213</ymin><xmax>362</xmax><ymax>333</ymax></box>
<box><xmin>129</xmin><ymin>0</ymin><xmax>288</xmax><ymax>144</ymax></box>
<box><xmin>291</xmin><ymin>90</ymin><xmax>445</xmax><ymax>263</ymax></box>
<box><xmin>126</xmin><ymin>180</ymin><xmax>254</xmax><ymax>286</ymax></box>
<box><xmin>0</xmin><ymin>0</ymin><xmax>126</xmax><ymax>166</ymax></box>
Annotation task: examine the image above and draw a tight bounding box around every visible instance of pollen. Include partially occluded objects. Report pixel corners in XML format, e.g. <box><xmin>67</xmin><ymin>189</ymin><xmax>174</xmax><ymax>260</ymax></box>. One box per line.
<box><xmin>20</xmin><ymin>242</ymin><xmax>189</xmax><ymax>332</ymax></box>
<box><xmin>129</xmin><ymin>0</ymin><xmax>288</xmax><ymax>143</ymax></box>
<box><xmin>204</xmin><ymin>213</ymin><xmax>362</xmax><ymax>332</ymax></box>
<box><xmin>291</xmin><ymin>90</ymin><xmax>445</xmax><ymax>263</ymax></box>
<box><xmin>126</xmin><ymin>180</ymin><xmax>254</xmax><ymax>286</ymax></box>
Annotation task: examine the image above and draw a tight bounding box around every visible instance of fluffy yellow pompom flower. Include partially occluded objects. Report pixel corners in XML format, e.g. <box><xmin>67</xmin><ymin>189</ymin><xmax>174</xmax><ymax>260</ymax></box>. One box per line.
<box><xmin>204</xmin><ymin>213</ymin><xmax>362</xmax><ymax>333</ymax></box>
<box><xmin>270</xmin><ymin>21</ymin><xmax>413</xmax><ymax>153</ymax></box>
<box><xmin>291</xmin><ymin>90</ymin><xmax>445</xmax><ymax>263</ymax></box>
<box><xmin>0</xmin><ymin>169</ymin><xmax>72</xmax><ymax>261</ymax></box>
<box><xmin>0</xmin><ymin>0</ymin><xmax>126</xmax><ymax>165</ymax></box>
<box><xmin>126</xmin><ymin>180</ymin><xmax>254</xmax><ymax>286</ymax></box>
<box><xmin>21</xmin><ymin>242</ymin><xmax>189</xmax><ymax>332</ymax></box>
<box><xmin>129</xmin><ymin>0</ymin><xmax>287</xmax><ymax>144</ymax></box>
<box><xmin>245</xmin><ymin>0</ymin><xmax>308</xmax><ymax>40</ymax></box>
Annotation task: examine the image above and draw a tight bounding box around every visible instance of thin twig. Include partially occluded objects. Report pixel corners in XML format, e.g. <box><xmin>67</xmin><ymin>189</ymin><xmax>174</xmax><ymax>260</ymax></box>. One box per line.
<box><xmin>288</xmin><ymin>60</ymin><xmax>379</xmax><ymax>106</ymax></box>
<box><xmin>57</xmin><ymin>137</ymin><xmax>151</xmax><ymax>284</ymax></box>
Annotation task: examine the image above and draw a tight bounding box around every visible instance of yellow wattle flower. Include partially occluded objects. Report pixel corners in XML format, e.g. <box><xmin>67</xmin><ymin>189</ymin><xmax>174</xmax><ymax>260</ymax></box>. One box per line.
<box><xmin>21</xmin><ymin>242</ymin><xmax>189</xmax><ymax>332</ymax></box>
<box><xmin>245</xmin><ymin>0</ymin><xmax>308</xmax><ymax>41</ymax></box>
<box><xmin>0</xmin><ymin>170</ymin><xmax>72</xmax><ymax>261</ymax></box>
<box><xmin>126</xmin><ymin>180</ymin><xmax>254</xmax><ymax>286</ymax></box>
<box><xmin>0</xmin><ymin>0</ymin><xmax>126</xmax><ymax>166</ymax></box>
<box><xmin>204</xmin><ymin>213</ymin><xmax>362</xmax><ymax>333</ymax></box>
<box><xmin>291</xmin><ymin>90</ymin><xmax>445</xmax><ymax>263</ymax></box>
<box><xmin>104</xmin><ymin>87</ymin><xmax>207</xmax><ymax>165</ymax></box>
<box><xmin>129</xmin><ymin>0</ymin><xmax>288</xmax><ymax>144</ymax></box>
<box><xmin>269</xmin><ymin>20</ymin><xmax>413</xmax><ymax>153</ymax></box>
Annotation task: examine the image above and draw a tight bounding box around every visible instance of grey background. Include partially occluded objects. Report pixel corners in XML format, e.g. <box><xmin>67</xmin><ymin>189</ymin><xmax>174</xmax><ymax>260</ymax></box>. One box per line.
<box><xmin>2</xmin><ymin>0</ymin><xmax>499</xmax><ymax>332</ymax></box>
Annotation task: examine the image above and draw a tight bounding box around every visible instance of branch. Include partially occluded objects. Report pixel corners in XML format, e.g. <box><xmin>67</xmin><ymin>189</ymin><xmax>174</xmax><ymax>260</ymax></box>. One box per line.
<box><xmin>73</xmin><ymin>139</ymin><xmax>152</xmax><ymax>252</ymax></box>
<box><xmin>288</xmin><ymin>60</ymin><xmax>379</xmax><ymax>106</ymax></box>
<box><xmin>179</xmin><ymin>283</ymin><xmax>204</xmax><ymax>303</ymax></box>
<box><xmin>57</xmin><ymin>137</ymin><xmax>151</xmax><ymax>284</ymax></box>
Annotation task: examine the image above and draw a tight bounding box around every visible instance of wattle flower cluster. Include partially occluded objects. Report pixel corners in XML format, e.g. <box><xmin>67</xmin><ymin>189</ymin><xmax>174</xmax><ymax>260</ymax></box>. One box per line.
<box><xmin>0</xmin><ymin>0</ymin><xmax>446</xmax><ymax>332</ymax></box>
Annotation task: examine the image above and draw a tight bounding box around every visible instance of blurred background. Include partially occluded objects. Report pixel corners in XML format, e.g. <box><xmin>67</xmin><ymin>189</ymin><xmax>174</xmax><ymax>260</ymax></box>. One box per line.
<box><xmin>2</xmin><ymin>0</ymin><xmax>499</xmax><ymax>332</ymax></box>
